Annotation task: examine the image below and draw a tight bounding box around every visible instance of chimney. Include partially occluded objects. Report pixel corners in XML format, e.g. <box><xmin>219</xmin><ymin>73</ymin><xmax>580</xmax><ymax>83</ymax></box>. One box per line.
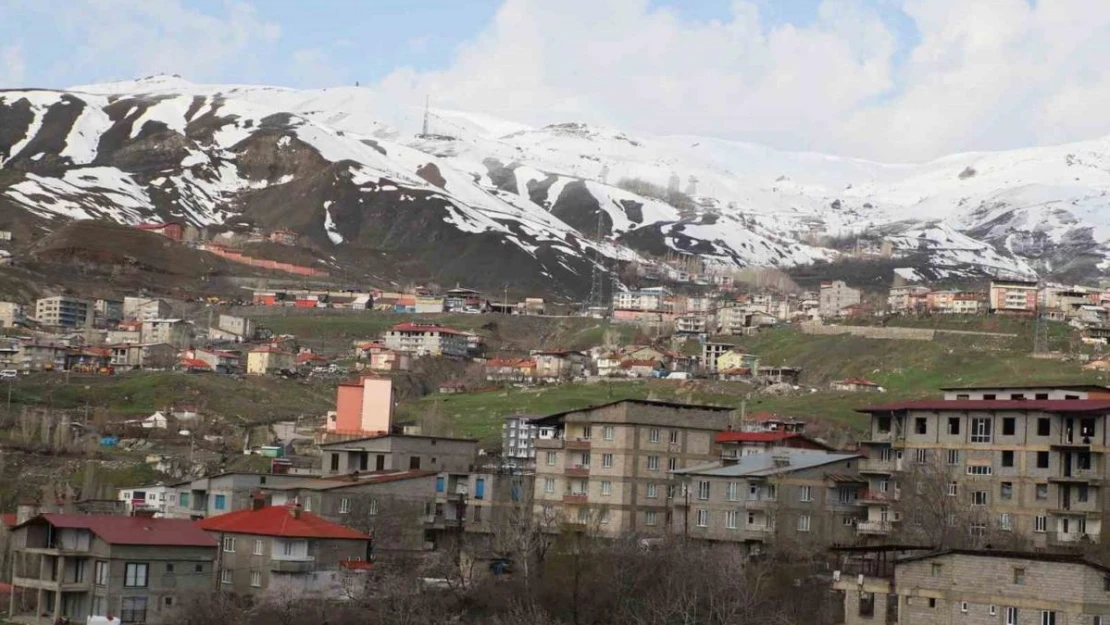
<box><xmin>290</xmin><ymin>503</ymin><xmax>302</xmax><ymax>519</ymax></box>
<box><xmin>16</xmin><ymin>501</ymin><xmax>39</xmax><ymax>525</ymax></box>
<box><xmin>251</xmin><ymin>493</ymin><xmax>266</xmax><ymax>511</ymax></box>
<box><xmin>772</xmin><ymin>454</ymin><xmax>790</xmax><ymax>468</ymax></box>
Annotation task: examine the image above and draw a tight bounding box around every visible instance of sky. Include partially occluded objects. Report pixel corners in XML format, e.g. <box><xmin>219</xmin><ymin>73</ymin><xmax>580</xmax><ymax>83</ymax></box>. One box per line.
<box><xmin>2</xmin><ymin>0</ymin><xmax>1110</xmax><ymax>162</ymax></box>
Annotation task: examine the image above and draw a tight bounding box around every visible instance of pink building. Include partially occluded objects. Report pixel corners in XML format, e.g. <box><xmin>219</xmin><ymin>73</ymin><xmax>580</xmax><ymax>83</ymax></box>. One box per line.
<box><xmin>329</xmin><ymin>375</ymin><xmax>395</xmax><ymax>436</ymax></box>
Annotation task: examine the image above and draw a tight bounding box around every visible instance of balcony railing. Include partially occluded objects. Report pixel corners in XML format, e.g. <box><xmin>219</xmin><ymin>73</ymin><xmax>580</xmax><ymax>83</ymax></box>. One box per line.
<box><xmin>857</xmin><ymin>520</ymin><xmax>893</xmax><ymax>535</ymax></box>
<box><xmin>563</xmin><ymin>492</ymin><xmax>588</xmax><ymax>504</ymax></box>
<box><xmin>535</xmin><ymin>438</ymin><xmax>565</xmax><ymax>449</ymax></box>
<box><xmin>857</xmin><ymin>490</ymin><xmax>898</xmax><ymax>504</ymax></box>
<box><xmin>566</xmin><ymin>439</ymin><xmax>592</xmax><ymax>450</ymax></box>
<box><xmin>860</xmin><ymin>458</ymin><xmax>902</xmax><ymax>473</ymax></box>
<box><xmin>566</xmin><ymin>465</ymin><xmax>590</xmax><ymax>477</ymax></box>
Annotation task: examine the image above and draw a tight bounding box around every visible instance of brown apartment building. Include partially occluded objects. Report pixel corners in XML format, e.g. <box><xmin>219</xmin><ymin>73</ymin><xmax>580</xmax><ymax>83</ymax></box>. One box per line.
<box><xmin>530</xmin><ymin>400</ymin><xmax>735</xmax><ymax>537</ymax></box>
<box><xmin>857</xmin><ymin>384</ymin><xmax>1110</xmax><ymax>547</ymax></box>
<box><xmin>834</xmin><ymin>548</ymin><xmax>1110</xmax><ymax>625</ymax></box>
<box><xmin>671</xmin><ymin>451</ymin><xmax>865</xmax><ymax>555</ymax></box>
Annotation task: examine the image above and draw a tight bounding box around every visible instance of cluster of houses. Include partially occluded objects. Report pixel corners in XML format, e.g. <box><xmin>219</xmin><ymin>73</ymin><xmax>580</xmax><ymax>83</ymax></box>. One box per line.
<box><xmin>251</xmin><ymin>285</ymin><xmax>547</xmax><ymax>316</ymax></box>
<box><xmin>612</xmin><ymin>286</ymin><xmax>818</xmax><ymax>333</ymax></box>
<box><xmin>888</xmin><ymin>279</ymin><xmax>1110</xmax><ymax>322</ymax></box>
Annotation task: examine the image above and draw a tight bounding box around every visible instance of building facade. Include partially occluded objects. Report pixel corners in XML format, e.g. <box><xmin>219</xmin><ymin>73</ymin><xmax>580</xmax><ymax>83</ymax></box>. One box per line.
<box><xmin>0</xmin><ymin>302</ymin><xmax>25</xmax><ymax>328</ymax></box>
<box><xmin>989</xmin><ymin>280</ymin><xmax>1039</xmax><ymax>314</ymax></box>
<box><xmin>857</xmin><ymin>384</ymin><xmax>1110</xmax><ymax>546</ymax></box>
<box><xmin>502</xmin><ymin>415</ymin><xmax>540</xmax><ymax>469</ymax></box>
<box><xmin>141</xmin><ymin>319</ymin><xmax>194</xmax><ymax>349</ymax></box>
<box><xmin>819</xmin><ymin>281</ymin><xmax>862</xmax><ymax>318</ymax></box>
<box><xmin>530</xmin><ymin>400</ymin><xmax>735</xmax><ymax>538</ymax></box>
<box><xmin>246</xmin><ymin>347</ymin><xmax>295</xmax><ymax>375</ymax></box>
<box><xmin>35</xmin><ymin>296</ymin><xmax>93</xmax><ymax>328</ymax></box>
<box><xmin>8</xmin><ymin>515</ymin><xmax>216</xmax><ymax>624</ymax></box>
<box><xmin>320</xmin><ymin>435</ymin><xmax>478</xmax><ymax>476</ymax></box>
<box><xmin>382</xmin><ymin>322</ymin><xmax>468</xmax><ymax>358</ymax></box>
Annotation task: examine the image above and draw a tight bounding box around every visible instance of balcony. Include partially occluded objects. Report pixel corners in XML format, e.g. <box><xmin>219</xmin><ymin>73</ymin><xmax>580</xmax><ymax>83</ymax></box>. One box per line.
<box><xmin>270</xmin><ymin>554</ymin><xmax>315</xmax><ymax>573</ymax></box>
<box><xmin>1049</xmin><ymin>469</ymin><xmax>1103</xmax><ymax>485</ymax></box>
<box><xmin>744</xmin><ymin>497</ymin><xmax>777</xmax><ymax>509</ymax></box>
<box><xmin>566</xmin><ymin>466</ymin><xmax>590</xmax><ymax>477</ymax></box>
<box><xmin>857</xmin><ymin>490</ymin><xmax>899</xmax><ymax>505</ymax></box>
<box><xmin>562</xmin><ymin>492</ymin><xmax>589</xmax><ymax>504</ymax></box>
<box><xmin>535</xmin><ymin>438</ymin><xmax>565</xmax><ymax>450</ymax></box>
<box><xmin>864</xmin><ymin>431</ymin><xmax>896</xmax><ymax>444</ymax></box>
<box><xmin>566</xmin><ymin>439</ymin><xmax>592</xmax><ymax>450</ymax></box>
<box><xmin>1048</xmin><ymin>532</ymin><xmax>1100</xmax><ymax>546</ymax></box>
<box><xmin>1052</xmin><ymin>434</ymin><xmax>1094</xmax><ymax>450</ymax></box>
<box><xmin>859</xmin><ymin>458</ymin><xmax>902</xmax><ymax>474</ymax></box>
<box><xmin>857</xmin><ymin>520</ymin><xmax>893</xmax><ymax>535</ymax></box>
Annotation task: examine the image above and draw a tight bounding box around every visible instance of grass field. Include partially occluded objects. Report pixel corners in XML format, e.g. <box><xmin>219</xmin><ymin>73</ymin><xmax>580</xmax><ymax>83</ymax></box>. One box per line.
<box><xmin>400</xmin><ymin>317</ymin><xmax>1106</xmax><ymax>445</ymax></box>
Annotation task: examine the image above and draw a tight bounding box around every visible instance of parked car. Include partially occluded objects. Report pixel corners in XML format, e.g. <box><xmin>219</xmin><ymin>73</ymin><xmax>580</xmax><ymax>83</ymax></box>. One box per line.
<box><xmin>0</xmin><ymin>370</ymin><xmax>18</xmax><ymax>379</ymax></box>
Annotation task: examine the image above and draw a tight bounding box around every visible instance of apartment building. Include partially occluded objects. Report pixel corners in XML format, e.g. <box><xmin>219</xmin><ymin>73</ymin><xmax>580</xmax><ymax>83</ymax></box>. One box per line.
<box><xmin>834</xmin><ymin>549</ymin><xmax>1110</xmax><ymax>625</ymax></box>
<box><xmin>989</xmin><ymin>279</ymin><xmax>1039</xmax><ymax>314</ymax></box>
<box><xmin>122</xmin><ymin>297</ymin><xmax>172</xmax><ymax>321</ymax></box>
<box><xmin>887</xmin><ymin>286</ymin><xmax>930</xmax><ymax>312</ymax></box>
<box><xmin>319</xmin><ymin>434</ymin><xmax>478</xmax><ymax>476</ymax></box>
<box><xmin>140</xmin><ymin>318</ymin><xmax>194</xmax><ymax>349</ymax></box>
<box><xmin>165</xmin><ymin>472</ymin><xmax>311</xmax><ymax>519</ymax></box>
<box><xmin>671</xmin><ymin>452</ymin><xmax>864</xmax><ymax>553</ymax></box>
<box><xmin>819</xmin><ymin>281</ymin><xmax>862</xmax><ymax>318</ymax></box>
<box><xmin>0</xmin><ymin>301</ymin><xmax>24</xmax><ymax>328</ymax></box>
<box><xmin>8</xmin><ymin>514</ymin><xmax>216</xmax><ymax>624</ymax></box>
<box><xmin>531</xmin><ymin>399</ymin><xmax>735</xmax><ymax>537</ymax></box>
<box><xmin>702</xmin><ymin>341</ymin><xmax>734</xmax><ymax>374</ymax></box>
<box><xmin>246</xmin><ymin>346</ymin><xmax>295</xmax><ymax>375</ymax></box>
<box><xmin>382</xmin><ymin>322</ymin><xmax>469</xmax><ymax>357</ymax></box>
<box><xmin>198</xmin><ymin>502</ymin><xmax>370</xmax><ymax>598</ymax></box>
<box><xmin>613</xmin><ymin>287</ymin><xmax>674</xmax><ymax>313</ymax></box>
<box><xmin>857</xmin><ymin>384</ymin><xmax>1110</xmax><ymax>547</ymax></box>
<box><xmin>502</xmin><ymin>414</ymin><xmax>540</xmax><ymax>469</ymax></box>
<box><xmin>35</xmin><ymin>296</ymin><xmax>93</xmax><ymax>328</ymax></box>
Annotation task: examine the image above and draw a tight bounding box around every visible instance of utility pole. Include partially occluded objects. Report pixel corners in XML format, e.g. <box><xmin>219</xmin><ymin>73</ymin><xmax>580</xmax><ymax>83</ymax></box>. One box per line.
<box><xmin>421</xmin><ymin>95</ymin><xmax>430</xmax><ymax>137</ymax></box>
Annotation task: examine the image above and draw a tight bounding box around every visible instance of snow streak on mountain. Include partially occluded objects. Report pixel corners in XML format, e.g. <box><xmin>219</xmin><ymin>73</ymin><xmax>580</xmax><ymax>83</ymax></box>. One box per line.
<box><xmin>2</xmin><ymin>75</ymin><xmax>1109</xmax><ymax>292</ymax></box>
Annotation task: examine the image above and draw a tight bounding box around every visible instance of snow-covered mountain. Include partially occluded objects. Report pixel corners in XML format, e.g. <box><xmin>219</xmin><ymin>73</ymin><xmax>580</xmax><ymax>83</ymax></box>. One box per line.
<box><xmin>2</xmin><ymin>75</ymin><xmax>1109</xmax><ymax>294</ymax></box>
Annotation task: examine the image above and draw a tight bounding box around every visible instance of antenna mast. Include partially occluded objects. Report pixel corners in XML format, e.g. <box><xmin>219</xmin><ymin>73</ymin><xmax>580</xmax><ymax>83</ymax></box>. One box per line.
<box><xmin>421</xmin><ymin>95</ymin><xmax>430</xmax><ymax>137</ymax></box>
<box><xmin>587</xmin><ymin>210</ymin><xmax>606</xmax><ymax>314</ymax></box>
<box><xmin>1033</xmin><ymin>282</ymin><xmax>1048</xmax><ymax>356</ymax></box>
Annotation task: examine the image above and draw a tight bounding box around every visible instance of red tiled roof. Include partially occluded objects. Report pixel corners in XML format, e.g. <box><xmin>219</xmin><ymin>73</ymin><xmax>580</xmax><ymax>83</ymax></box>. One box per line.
<box><xmin>621</xmin><ymin>359</ymin><xmax>659</xmax><ymax>368</ymax></box>
<box><xmin>296</xmin><ymin>352</ymin><xmax>329</xmax><ymax>364</ymax></box>
<box><xmin>390</xmin><ymin>322</ymin><xmax>462</xmax><ymax>335</ymax></box>
<box><xmin>197</xmin><ymin>505</ymin><xmax>370</xmax><ymax>540</ymax></box>
<box><xmin>179</xmin><ymin>358</ymin><xmax>212</xmax><ymax>370</ymax></box>
<box><xmin>25</xmin><ymin>515</ymin><xmax>217</xmax><ymax>547</ymax></box>
<box><xmin>715</xmin><ymin>431</ymin><xmax>799</xmax><ymax>443</ymax></box>
<box><xmin>857</xmin><ymin>400</ymin><xmax>1110</xmax><ymax>414</ymax></box>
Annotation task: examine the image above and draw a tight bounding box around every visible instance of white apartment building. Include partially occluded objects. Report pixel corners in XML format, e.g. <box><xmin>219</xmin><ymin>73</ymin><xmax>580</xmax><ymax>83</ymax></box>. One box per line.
<box><xmin>0</xmin><ymin>301</ymin><xmax>24</xmax><ymax>328</ymax></box>
<box><xmin>614</xmin><ymin>287</ymin><xmax>674</xmax><ymax>312</ymax></box>
<box><xmin>502</xmin><ymin>415</ymin><xmax>540</xmax><ymax>468</ymax></box>
<box><xmin>382</xmin><ymin>322</ymin><xmax>469</xmax><ymax>357</ymax></box>
<box><xmin>34</xmin><ymin>295</ymin><xmax>93</xmax><ymax>328</ymax></box>
<box><xmin>819</xmin><ymin>281</ymin><xmax>862</xmax><ymax>318</ymax></box>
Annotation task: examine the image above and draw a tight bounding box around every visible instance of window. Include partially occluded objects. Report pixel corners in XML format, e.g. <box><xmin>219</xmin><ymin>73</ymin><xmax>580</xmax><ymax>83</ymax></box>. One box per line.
<box><xmin>121</xmin><ymin>597</ymin><xmax>148</xmax><ymax>624</ymax></box>
<box><xmin>601</xmin><ymin>480</ymin><xmax>612</xmax><ymax>496</ymax></box>
<box><xmin>947</xmin><ymin>417</ymin><xmax>961</xmax><ymax>435</ymax></box>
<box><xmin>546</xmin><ymin>452</ymin><xmax>557</xmax><ymax>466</ymax></box>
<box><xmin>797</xmin><ymin>515</ymin><xmax>811</xmax><ymax>532</ymax></box>
<box><xmin>165</xmin><ymin>562</ymin><xmax>174</xmax><ymax>574</ymax></box>
<box><xmin>94</xmin><ymin>561</ymin><xmax>108</xmax><ymax>586</ymax></box>
<box><xmin>435</xmin><ymin>476</ymin><xmax>444</xmax><ymax>492</ymax></box>
<box><xmin>928</xmin><ymin>598</ymin><xmax>937</xmax><ymax>608</ymax></box>
<box><xmin>649</xmin><ymin>428</ymin><xmax>661</xmax><ymax>443</ymax></box>
<box><xmin>303</xmin><ymin>496</ymin><xmax>313</xmax><ymax>512</ymax></box>
<box><xmin>1036</xmin><ymin>484</ymin><xmax>1048</xmax><ymax>500</ymax></box>
<box><xmin>668</xmin><ymin>457</ymin><xmax>678</xmax><ymax>471</ymax></box>
<box><xmin>1001</xmin><ymin>482</ymin><xmax>1013</xmax><ymax>500</ymax></box>
<box><xmin>914</xmin><ymin>449</ymin><xmax>929</xmax><ymax>464</ymax></box>
<box><xmin>1003</xmin><ymin>417</ymin><xmax>1016</xmax><ymax>435</ymax></box>
<box><xmin>599</xmin><ymin>509</ymin><xmax>610</xmax><ymax>525</ymax></box>
<box><xmin>1041</xmin><ymin>611</ymin><xmax>1056</xmax><ymax>625</ymax></box>
<box><xmin>931</xmin><ymin>563</ymin><xmax>942</xmax><ymax>577</ymax></box>
<box><xmin>697</xmin><ymin>480</ymin><xmax>711</xmax><ymax>500</ymax></box>
<box><xmin>1013</xmin><ymin>568</ymin><xmax>1026</xmax><ymax>585</ymax></box>
<box><xmin>223</xmin><ymin>536</ymin><xmax>236</xmax><ymax>552</ymax></box>
<box><xmin>646</xmin><ymin>510</ymin><xmax>658</xmax><ymax>526</ymax></box>
<box><xmin>330</xmin><ymin>454</ymin><xmax>340</xmax><ymax>471</ymax></box>
<box><xmin>647</xmin><ymin>456</ymin><xmax>659</xmax><ymax>471</ymax></box>
<box><xmin>696</xmin><ymin>509</ymin><xmax>709</xmax><ymax>527</ymax></box>
<box><xmin>646</xmin><ymin>483</ymin><xmax>658</xmax><ymax>499</ymax></box>
<box><xmin>727</xmin><ymin>481</ymin><xmax>740</xmax><ymax>501</ymax></box>
<box><xmin>983</xmin><ymin>394</ymin><xmax>996</xmax><ymax>400</ymax></box>
<box><xmin>1006</xmin><ymin>607</ymin><xmax>1018</xmax><ymax>625</ymax></box>
<box><xmin>971</xmin><ymin>417</ymin><xmax>992</xmax><ymax>443</ymax></box>
<box><xmin>859</xmin><ymin>592</ymin><xmax>875</xmax><ymax>617</ymax></box>
<box><xmin>972</xmin><ymin>491</ymin><xmax>988</xmax><ymax>505</ymax></box>
<box><xmin>254</xmin><ymin>539</ymin><xmax>264</xmax><ymax>555</ymax></box>
<box><xmin>179</xmin><ymin>492</ymin><xmax>189</xmax><ymax>508</ymax></box>
<box><xmin>1080</xmin><ymin>484</ymin><xmax>1091</xmax><ymax>503</ymax></box>
<box><xmin>214</xmin><ymin>494</ymin><xmax>226</xmax><ymax>510</ymax></box>
<box><xmin>989</xmin><ymin>605</ymin><xmax>997</xmax><ymax>616</ymax></box>
<box><xmin>603</xmin><ymin>425</ymin><xmax>614</xmax><ymax>441</ymax></box>
<box><xmin>970</xmin><ymin>522</ymin><xmax>987</xmax><ymax>537</ymax></box>
<box><xmin>164</xmin><ymin>597</ymin><xmax>174</xmax><ymax>608</ymax></box>
<box><xmin>967</xmin><ymin>465</ymin><xmax>992</xmax><ymax>476</ymax></box>
<box><xmin>1105</xmin><ymin>576</ymin><xmax>1110</xmax><ymax>592</ymax></box>
<box><xmin>995</xmin><ymin>513</ymin><xmax>1010</xmax><ymax>530</ymax></box>
<box><xmin>1001</xmin><ymin>450</ymin><xmax>1014</xmax><ymax>467</ymax></box>
<box><xmin>1038</xmin><ymin>418</ymin><xmax>1051</xmax><ymax>436</ymax></box>
<box><xmin>339</xmin><ymin>497</ymin><xmax>351</xmax><ymax>514</ymax></box>
<box><xmin>1035</xmin><ymin>515</ymin><xmax>1047</xmax><ymax>532</ymax></box>
<box><xmin>124</xmin><ymin>563</ymin><xmax>149</xmax><ymax>588</ymax></box>
<box><xmin>220</xmin><ymin>568</ymin><xmax>232</xmax><ymax>585</ymax></box>
<box><xmin>250</xmin><ymin>570</ymin><xmax>262</xmax><ymax>588</ymax></box>
<box><xmin>582</xmin><ymin>425</ymin><xmax>591</xmax><ymax>440</ymax></box>
<box><xmin>1037</xmin><ymin>451</ymin><xmax>1050</xmax><ymax>469</ymax></box>
<box><xmin>368</xmin><ymin>498</ymin><xmax>379</xmax><ymax>515</ymax></box>
<box><xmin>602</xmin><ymin>453</ymin><xmax>613</xmax><ymax>468</ymax></box>
<box><xmin>961</xmin><ymin>602</ymin><xmax>968</xmax><ymax>613</ymax></box>
<box><xmin>725</xmin><ymin>510</ymin><xmax>738</xmax><ymax>529</ymax></box>
<box><xmin>195</xmin><ymin>564</ymin><xmax>204</xmax><ymax>573</ymax></box>
<box><xmin>915</xmin><ymin>417</ymin><xmax>927</xmax><ymax>434</ymax></box>
<box><xmin>947</xmin><ymin>449</ymin><xmax>960</xmax><ymax>465</ymax></box>
<box><xmin>947</xmin><ymin>481</ymin><xmax>958</xmax><ymax>497</ymax></box>
<box><xmin>800</xmin><ymin>485</ymin><xmax>812</xmax><ymax>502</ymax></box>
<box><xmin>669</xmin><ymin>430</ymin><xmax>679</xmax><ymax>444</ymax></box>
<box><xmin>877</xmin><ymin>416</ymin><xmax>891</xmax><ymax>433</ymax></box>
<box><xmin>1036</xmin><ymin>393</ymin><xmax>1049</xmax><ymax>400</ymax></box>
<box><xmin>544</xmin><ymin>478</ymin><xmax>555</xmax><ymax>494</ymax></box>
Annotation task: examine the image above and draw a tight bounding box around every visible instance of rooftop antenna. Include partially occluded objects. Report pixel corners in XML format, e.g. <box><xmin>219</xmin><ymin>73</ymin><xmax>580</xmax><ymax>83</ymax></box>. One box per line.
<box><xmin>421</xmin><ymin>95</ymin><xmax>430</xmax><ymax>137</ymax></box>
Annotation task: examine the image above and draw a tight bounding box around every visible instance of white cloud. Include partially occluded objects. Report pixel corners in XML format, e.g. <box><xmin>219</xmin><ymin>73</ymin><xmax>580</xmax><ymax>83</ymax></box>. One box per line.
<box><xmin>0</xmin><ymin>44</ymin><xmax>27</xmax><ymax>89</ymax></box>
<box><xmin>370</xmin><ymin>0</ymin><xmax>1110</xmax><ymax>162</ymax></box>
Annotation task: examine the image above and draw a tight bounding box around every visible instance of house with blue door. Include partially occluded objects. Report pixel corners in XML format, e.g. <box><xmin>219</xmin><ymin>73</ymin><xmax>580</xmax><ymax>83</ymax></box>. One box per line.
<box><xmin>163</xmin><ymin>472</ymin><xmax>312</xmax><ymax>519</ymax></box>
<box><xmin>432</xmin><ymin>471</ymin><xmax>532</xmax><ymax>537</ymax></box>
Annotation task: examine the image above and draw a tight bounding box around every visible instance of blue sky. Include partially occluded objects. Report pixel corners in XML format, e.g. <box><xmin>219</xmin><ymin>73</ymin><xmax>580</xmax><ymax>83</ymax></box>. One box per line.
<box><xmin>2</xmin><ymin>0</ymin><xmax>1106</xmax><ymax>162</ymax></box>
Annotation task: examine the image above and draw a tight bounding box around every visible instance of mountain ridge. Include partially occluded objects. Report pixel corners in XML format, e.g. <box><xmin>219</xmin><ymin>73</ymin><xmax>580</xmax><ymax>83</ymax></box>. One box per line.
<box><xmin>2</xmin><ymin>75</ymin><xmax>1109</xmax><ymax>295</ymax></box>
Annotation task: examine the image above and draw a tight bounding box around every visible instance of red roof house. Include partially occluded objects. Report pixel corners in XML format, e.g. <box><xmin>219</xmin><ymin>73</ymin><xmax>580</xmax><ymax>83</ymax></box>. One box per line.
<box><xmin>197</xmin><ymin>503</ymin><xmax>370</xmax><ymax>540</ymax></box>
<box><xmin>16</xmin><ymin>514</ymin><xmax>217</xmax><ymax>547</ymax></box>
